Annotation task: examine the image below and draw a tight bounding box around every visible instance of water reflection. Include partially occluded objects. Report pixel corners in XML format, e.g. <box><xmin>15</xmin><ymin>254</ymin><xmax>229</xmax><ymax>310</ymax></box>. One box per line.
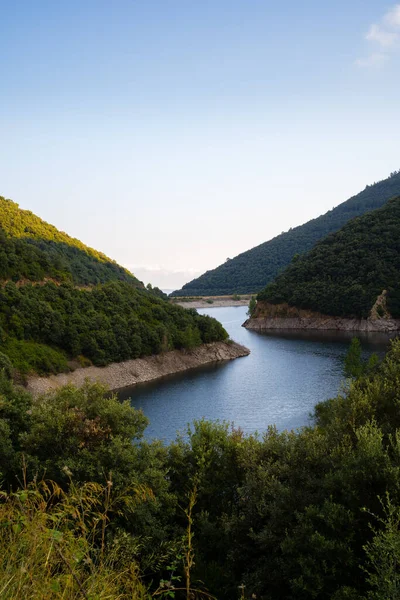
<box><xmin>119</xmin><ymin>307</ymin><xmax>395</xmax><ymax>442</ymax></box>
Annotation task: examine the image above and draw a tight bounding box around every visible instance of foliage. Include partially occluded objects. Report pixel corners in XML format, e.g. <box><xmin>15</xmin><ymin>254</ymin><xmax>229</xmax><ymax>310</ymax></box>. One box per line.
<box><xmin>0</xmin><ymin>196</ymin><xmax>142</xmax><ymax>287</ymax></box>
<box><xmin>173</xmin><ymin>170</ymin><xmax>400</xmax><ymax>296</ymax></box>
<box><xmin>2</xmin><ymin>338</ymin><xmax>69</xmax><ymax>375</ymax></box>
<box><xmin>0</xmin><ymin>198</ymin><xmax>228</xmax><ymax>375</ymax></box>
<box><xmin>0</xmin><ymin>479</ymin><xmax>149</xmax><ymax>599</ymax></box>
<box><xmin>344</xmin><ymin>338</ymin><xmax>380</xmax><ymax>379</ymax></box>
<box><xmin>247</xmin><ymin>296</ymin><xmax>257</xmax><ymax>317</ymax></box>
<box><xmin>258</xmin><ymin>197</ymin><xmax>400</xmax><ymax>318</ymax></box>
<box><xmin>147</xmin><ymin>283</ymin><xmax>169</xmax><ymax>300</ymax></box>
<box><xmin>0</xmin><ymin>281</ymin><xmax>227</xmax><ymax>374</ymax></box>
<box><xmin>4</xmin><ymin>341</ymin><xmax>400</xmax><ymax>597</ymax></box>
<box><xmin>0</xmin><ymin>351</ymin><xmax>12</xmax><ymax>379</ymax></box>
<box><xmin>362</xmin><ymin>496</ymin><xmax>400</xmax><ymax>600</ymax></box>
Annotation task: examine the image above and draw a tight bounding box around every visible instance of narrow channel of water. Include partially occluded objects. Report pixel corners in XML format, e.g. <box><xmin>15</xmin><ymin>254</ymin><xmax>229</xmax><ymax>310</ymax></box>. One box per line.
<box><xmin>119</xmin><ymin>306</ymin><xmax>394</xmax><ymax>442</ymax></box>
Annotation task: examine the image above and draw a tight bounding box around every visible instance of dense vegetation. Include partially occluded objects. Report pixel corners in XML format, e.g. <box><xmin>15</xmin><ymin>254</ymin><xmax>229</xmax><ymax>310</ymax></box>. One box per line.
<box><xmin>0</xmin><ymin>281</ymin><xmax>228</xmax><ymax>374</ymax></box>
<box><xmin>0</xmin><ymin>198</ymin><xmax>228</xmax><ymax>375</ymax></box>
<box><xmin>172</xmin><ymin>170</ymin><xmax>400</xmax><ymax>296</ymax></box>
<box><xmin>2</xmin><ymin>340</ymin><xmax>400</xmax><ymax>598</ymax></box>
<box><xmin>0</xmin><ymin>196</ymin><xmax>142</xmax><ymax>286</ymax></box>
<box><xmin>258</xmin><ymin>196</ymin><xmax>400</xmax><ymax>319</ymax></box>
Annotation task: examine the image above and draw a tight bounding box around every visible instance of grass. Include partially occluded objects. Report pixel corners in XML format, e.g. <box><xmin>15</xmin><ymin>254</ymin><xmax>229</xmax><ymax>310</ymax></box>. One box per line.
<box><xmin>0</xmin><ymin>477</ymin><xmax>149</xmax><ymax>599</ymax></box>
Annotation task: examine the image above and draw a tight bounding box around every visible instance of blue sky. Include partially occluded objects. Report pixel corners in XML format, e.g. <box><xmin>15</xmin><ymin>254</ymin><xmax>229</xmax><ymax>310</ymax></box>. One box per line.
<box><xmin>1</xmin><ymin>1</ymin><xmax>399</xmax><ymax>288</ymax></box>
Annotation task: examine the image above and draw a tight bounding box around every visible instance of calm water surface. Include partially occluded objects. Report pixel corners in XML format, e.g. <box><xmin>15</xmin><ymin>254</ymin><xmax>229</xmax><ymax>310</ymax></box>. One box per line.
<box><xmin>119</xmin><ymin>306</ymin><xmax>393</xmax><ymax>442</ymax></box>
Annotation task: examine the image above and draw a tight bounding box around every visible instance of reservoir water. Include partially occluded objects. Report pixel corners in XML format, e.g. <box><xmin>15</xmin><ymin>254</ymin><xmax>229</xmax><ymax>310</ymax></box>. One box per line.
<box><xmin>120</xmin><ymin>306</ymin><xmax>393</xmax><ymax>442</ymax></box>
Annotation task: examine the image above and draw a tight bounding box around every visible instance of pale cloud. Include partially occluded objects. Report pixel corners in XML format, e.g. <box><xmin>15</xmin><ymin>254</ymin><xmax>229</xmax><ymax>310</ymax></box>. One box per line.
<box><xmin>384</xmin><ymin>5</ymin><xmax>400</xmax><ymax>28</ymax></box>
<box><xmin>356</xmin><ymin>3</ymin><xmax>400</xmax><ymax>67</ymax></box>
<box><xmin>366</xmin><ymin>24</ymin><xmax>398</xmax><ymax>48</ymax></box>
<box><xmin>355</xmin><ymin>52</ymin><xmax>389</xmax><ymax>68</ymax></box>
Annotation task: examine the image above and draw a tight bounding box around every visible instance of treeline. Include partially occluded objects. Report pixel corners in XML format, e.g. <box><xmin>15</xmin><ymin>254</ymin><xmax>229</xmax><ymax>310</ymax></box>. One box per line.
<box><xmin>0</xmin><ymin>196</ymin><xmax>141</xmax><ymax>286</ymax></box>
<box><xmin>2</xmin><ymin>341</ymin><xmax>400</xmax><ymax>598</ymax></box>
<box><xmin>0</xmin><ymin>197</ymin><xmax>228</xmax><ymax>375</ymax></box>
<box><xmin>258</xmin><ymin>196</ymin><xmax>400</xmax><ymax>319</ymax></box>
<box><xmin>0</xmin><ymin>281</ymin><xmax>227</xmax><ymax>374</ymax></box>
<box><xmin>173</xmin><ymin>170</ymin><xmax>400</xmax><ymax>296</ymax></box>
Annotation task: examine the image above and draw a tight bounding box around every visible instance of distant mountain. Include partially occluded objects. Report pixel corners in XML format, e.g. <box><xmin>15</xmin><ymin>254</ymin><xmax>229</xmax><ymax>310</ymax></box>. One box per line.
<box><xmin>172</xmin><ymin>170</ymin><xmax>400</xmax><ymax>296</ymax></box>
<box><xmin>0</xmin><ymin>197</ymin><xmax>228</xmax><ymax>375</ymax></box>
<box><xmin>0</xmin><ymin>196</ymin><xmax>142</xmax><ymax>287</ymax></box>
<box><xmin>257</xmin><ymin>196</ymin><xmax>400</xmax><ymax>319</ymax></box>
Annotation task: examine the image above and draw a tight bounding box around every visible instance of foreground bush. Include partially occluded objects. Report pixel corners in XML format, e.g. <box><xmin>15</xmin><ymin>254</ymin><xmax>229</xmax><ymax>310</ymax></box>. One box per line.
<box><xmin>2</xmin><ymin>341</ymin><xmax>400</xmax><ymax>598</ymax></box>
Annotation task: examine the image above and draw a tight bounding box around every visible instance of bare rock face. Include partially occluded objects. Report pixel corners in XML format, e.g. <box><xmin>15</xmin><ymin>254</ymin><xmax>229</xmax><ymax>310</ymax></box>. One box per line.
<box><xmin>369</xmin><ymin>290</ymin><xmax>391</xmax><ymax>320</ymax></box>
<box><xmin>26</xmin><ymin>341</ymin><xmax>250</xmax><ymax>397</ymax></box>
<box><xmin>243</xmin><ymin>300</ymin><xmax>400</xmax><ymax>332</ymax></box>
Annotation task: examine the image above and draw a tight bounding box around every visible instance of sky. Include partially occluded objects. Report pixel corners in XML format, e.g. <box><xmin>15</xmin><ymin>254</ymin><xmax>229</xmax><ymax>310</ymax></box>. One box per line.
<box><xmin>1</xmin><ymin>1</ymin><xmax>400</xmax><ymax>289</ymax></box>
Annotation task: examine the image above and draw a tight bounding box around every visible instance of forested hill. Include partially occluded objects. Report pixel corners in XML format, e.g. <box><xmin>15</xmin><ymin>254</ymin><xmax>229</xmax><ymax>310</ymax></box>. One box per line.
<box><xmin>0</xmin><ymin>198</ymin><xmax>228</xmax><ymax>376</ymax></box>
<box><xmin>258</xmin><ymin>196</ymin><xmax>400</xmax><ymax>319</ymax></box>
<box><xmin>172</xmin><ymin>170</ymin><xmax>400</xmax><ymax>296</ymax></box>
<box><xmin>0</xmin><ymin>196</ymin><xmax>141</xmax><ymax>286</ymax></box>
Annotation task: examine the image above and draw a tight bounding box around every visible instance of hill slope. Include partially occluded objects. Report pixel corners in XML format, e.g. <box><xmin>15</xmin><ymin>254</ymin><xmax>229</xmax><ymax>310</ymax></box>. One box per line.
<box><xmin>172</xmin><ymin>170</ymin><xmax>400</xmax><ymax>296</ymax></box>
<box><xmin>257</xmin><ymin>196</ymin><xmax>400</xmax><ymax>319</ymax></box>
<box><xmin>0</xmin><ymin>196</ymin><xmax>141</xmax><ymax>286</ymax></box>
<box><xmin>0</xmin><ymin>198</ymin><xmax>228</xmax><ymax>375</ymax></box>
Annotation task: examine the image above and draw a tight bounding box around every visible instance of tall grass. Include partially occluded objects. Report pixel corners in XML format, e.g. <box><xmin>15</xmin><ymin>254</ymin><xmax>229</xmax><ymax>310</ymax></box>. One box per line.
<box><xmin>0</xmin><ymin>477</ymin><xmax>149</xmax><ymax>599</ymax></box>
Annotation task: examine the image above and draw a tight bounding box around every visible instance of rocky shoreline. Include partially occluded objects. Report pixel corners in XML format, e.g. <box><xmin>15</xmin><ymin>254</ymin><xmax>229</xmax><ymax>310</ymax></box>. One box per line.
<box><xmin>243</xmin><ymin>301</ymin><xmax>400</xmax><ymax>332</ymax></box>
<box><xmin>243</xmin><ymin>316</ymin><xmax>400</xmax><ymax>332</ymax></box>
<box><xmin>172</xmin><ymin>295</ymin><xmax>252</xmax><ymax>309</ymax></box>
<box><xmin>26</xmin><ymin>341</ymin><xmax>250</xmax><ymax>397</ymax></box>
<box><xmin>176</xmin><ymin>299</ymin><xmax>249</xmax><ymax>309</ymax></box>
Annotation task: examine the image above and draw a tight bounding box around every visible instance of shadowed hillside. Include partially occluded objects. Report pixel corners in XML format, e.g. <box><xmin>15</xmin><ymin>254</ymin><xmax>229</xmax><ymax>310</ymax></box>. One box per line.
<box><xmin>258</xmin><ymin>196</ymin><xmax>400</xmax><ymax>318</ymax></box>
<box><xmin>173</xmin><ymin>170</ymin><xmax>400</xmax><ymax>296</ymax></box>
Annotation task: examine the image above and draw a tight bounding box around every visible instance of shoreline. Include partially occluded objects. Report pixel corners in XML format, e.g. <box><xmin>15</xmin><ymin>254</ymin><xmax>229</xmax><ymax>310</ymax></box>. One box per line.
<box><xmin>243</xmin><ymin>316</ymin><xmax>400</xmax><ymax>332</ymax></box>
<box><xmin>26</xmin><ymin>341</ymin><xmax>250</xmax><ymax>397</ymax></box>
<box><xmin>171</xmin><ymin>295</ymin><xmax>252</xmax><ymax>309</ymax></box>
<box><xmin>244</xmin><ymin>300</ymin><xmax>400</xmax><ymax>332</ymax></box>
<box><xmin>176</xmin><ymin>299</ymin><xmax>249</xmax><ymax>308</ymax></box>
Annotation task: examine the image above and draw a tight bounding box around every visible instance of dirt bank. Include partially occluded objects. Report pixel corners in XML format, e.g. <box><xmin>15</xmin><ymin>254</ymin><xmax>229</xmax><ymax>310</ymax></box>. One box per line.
<box><xmin>172</xmin><ymin>295</ymin><xmax>252</xmax><ymax>309</ymax></box>
<box><xmin>26</xmin><ymin>341</ymin><xmax>250</xmax><ymax>397</ymax></box>
<box><xmin>243</xmin><ymin>302</ymin><xmax>400</xmax><ymax>332</ymax></box>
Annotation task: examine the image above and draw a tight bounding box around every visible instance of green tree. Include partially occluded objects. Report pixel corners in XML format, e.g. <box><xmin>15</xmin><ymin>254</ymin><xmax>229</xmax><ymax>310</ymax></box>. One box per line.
<box><xmin>247</xmin><ymin>296</ymin><xmax>257</xmax><ymax>317</ymax></box>
<box><xmin>344</xmin><ymin>337</ymin><xmax>363</xmax><ymax>378</ymax></box>
<box><xmin>363</xmin><ymin>497</ymin><xmax>400</xmax><ymax>600</ymax></box>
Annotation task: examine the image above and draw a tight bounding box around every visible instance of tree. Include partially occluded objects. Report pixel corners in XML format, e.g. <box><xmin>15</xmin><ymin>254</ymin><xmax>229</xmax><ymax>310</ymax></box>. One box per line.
<box><xmin>247</xmin><ymin>296</ymin><xmax>257</xmax><ymax>317</ymax></box>
<box><xmin>344</xmin><ymin>338</ymin><xmax>363</xmax><ymax>378</ymax></box>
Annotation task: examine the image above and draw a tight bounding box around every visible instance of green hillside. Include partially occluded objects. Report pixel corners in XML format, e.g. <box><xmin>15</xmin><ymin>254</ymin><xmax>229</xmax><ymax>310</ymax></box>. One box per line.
<box><xmin>0</xmin><ymin>196</ymin><xmax>141</xmax><ymax>286</ymax></box>
<box><xmin>0</xmin><ymin>199</ymin><xmax>228</xmax><ymax>375</ymax></box>
<box><xmin>258</xmin><ymin>196</ymin><xmax>400</xmax><ymax>319</ymax></box>
<box><xmin>172</xmin><ymin>170</ymin><xmax>400</xmax><ymax>296</ymax></box>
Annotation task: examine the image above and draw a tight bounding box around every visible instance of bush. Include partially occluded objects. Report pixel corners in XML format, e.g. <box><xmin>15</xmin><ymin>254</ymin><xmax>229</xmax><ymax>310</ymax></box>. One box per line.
<box><xmin>0</xmin><ymin>351</ymin><xmax>12</xmax><ymax>379</ymax></box>
<box><xmin>1</xmin><ymin>338</ymin><xmax>69</xmax><ymax>375</ymax></box>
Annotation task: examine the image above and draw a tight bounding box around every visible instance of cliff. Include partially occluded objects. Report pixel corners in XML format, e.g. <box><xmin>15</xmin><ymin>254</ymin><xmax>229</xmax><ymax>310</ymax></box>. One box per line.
<box><xmin>244</xmin><ymin>301</ymin><xmax>400</xmax><ymax>332</ymax></box>
<box><xmin>26</xmin><ymin>341</ymin><xmax>250</xmax><ymax>396</ymax></box>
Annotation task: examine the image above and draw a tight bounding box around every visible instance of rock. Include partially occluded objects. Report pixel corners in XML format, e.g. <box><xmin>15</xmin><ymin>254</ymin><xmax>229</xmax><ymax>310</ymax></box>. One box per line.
<box><xmin>243</xmin><ymin>301</ymin><xmax>400</xmax><ymax>332</ymax></box>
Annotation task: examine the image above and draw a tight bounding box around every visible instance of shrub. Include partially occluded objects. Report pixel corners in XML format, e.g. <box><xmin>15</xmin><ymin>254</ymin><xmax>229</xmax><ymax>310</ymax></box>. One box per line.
<box><xmin>0</xmin><ymin>351</ymin><xmax>12</xmax><ymax>379</ymax></box>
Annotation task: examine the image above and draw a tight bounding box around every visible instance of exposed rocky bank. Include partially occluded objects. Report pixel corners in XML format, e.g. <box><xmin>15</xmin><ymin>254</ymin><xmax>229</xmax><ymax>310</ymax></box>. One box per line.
<box><xmin>172</xmin><ymin>295</ymin><xmax>252</xmax><ymax>309</ymax></box>
<box><xmin>244</xmin><ymin>301</ymin><xmax>400</xmax><ymax>332</ymax></box>
<box><xmin>26</xmin><ymin>341</ymin><xmax>250</xmax><ymax>397</ymax></box>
